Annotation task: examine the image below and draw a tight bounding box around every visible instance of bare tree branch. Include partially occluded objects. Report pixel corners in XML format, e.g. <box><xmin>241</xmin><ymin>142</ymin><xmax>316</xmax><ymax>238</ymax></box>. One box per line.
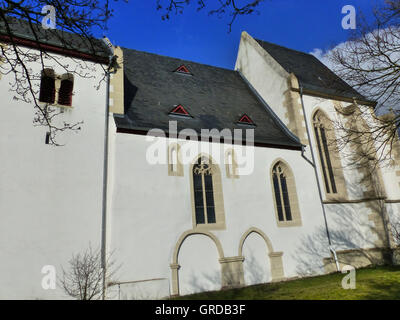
<box><xmin>326</xmin><ymin>0</ymin><xmax>400</xmax><ymax>168</ymax></box>
<box><xmin>156</xmin><ymin>0</ymin><xmax>266</xmax><ymax>32</ymax></box>
<box><xmin>59</xmin><ymin>245</ymin><xmax>119</xmax><ymax>300</ymax></box>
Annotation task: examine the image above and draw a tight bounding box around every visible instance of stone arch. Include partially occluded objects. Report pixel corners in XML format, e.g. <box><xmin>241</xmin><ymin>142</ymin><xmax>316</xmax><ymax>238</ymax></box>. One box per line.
<box><xmin>172</xmin><ymin>230</ymin><xmax>224</xmax><ymax>265</ymax></box>
<box><xmin>238</xmin><ymin>227</ymin><xmax>274</xmax><ymax>256</ymax></box>
<box><xmin>170</xmin><ymin>230</ymin><xmax>224</xmax><ymax>296</ymax></box>
<box><xmin>238</xmin><ymin>227</ymin><xmax>284</xmax><ymax>282</ymax></box>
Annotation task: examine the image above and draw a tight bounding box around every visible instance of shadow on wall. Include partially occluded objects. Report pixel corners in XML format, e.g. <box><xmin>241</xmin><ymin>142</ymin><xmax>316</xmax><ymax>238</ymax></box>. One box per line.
<box><xmin>186</xmin><ymin>269</ymin><xmax>222</xmax><ymax>295</ymax></box>
<box><xmin>242</xmin><ymin>249</ymin><xmax>270</xmax><ymax>286</ymax></box>
<box><xmin>108</xmin><ymin>278</ymin><xmax>170</xmax><ymax>300</ymax></box>
<box><xmin>293</xmin><ymin>199</ymin><xmax>393</xmax><ymax>276</ymax></box>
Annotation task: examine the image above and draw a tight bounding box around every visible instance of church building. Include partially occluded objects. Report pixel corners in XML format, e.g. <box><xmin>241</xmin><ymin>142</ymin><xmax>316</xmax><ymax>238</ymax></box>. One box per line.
<box><xmin>1</xmin><ymin>19</ymin><xmax>400</xmax><ymax>299</ymax></box>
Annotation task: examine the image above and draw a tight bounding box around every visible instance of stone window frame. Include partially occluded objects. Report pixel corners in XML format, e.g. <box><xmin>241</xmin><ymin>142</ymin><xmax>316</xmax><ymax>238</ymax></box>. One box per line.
<box><xmin>189</xmin><ymin>154</ymin><xmax>226</xmax><ymax>231</ymax></box>
<box><xmin>312</xmin><ymin>108</ymin><xmax>348</xmax><ymax>201</ymax></box>
<box><xmin>225</xmin><ymin>148</ymin><xmax>239</xmax><ymax>179</ymax></box>
<box><xmin>270</xmin><ymin>159</ymin><xmax>302</xmax><ymax>227</ymax></box>
<box><xmin>168</xmin><ymin>143</ymin><xmax>183</xmax><ymax>177</ymax></box>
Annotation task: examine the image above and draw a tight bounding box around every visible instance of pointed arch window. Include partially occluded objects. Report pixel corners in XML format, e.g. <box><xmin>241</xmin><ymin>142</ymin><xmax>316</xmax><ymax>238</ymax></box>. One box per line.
<box><xmin>313</xmin><ymin>111</ymin><xmax>337</xmax><ymax>194</ymax></box>
<box><xmin>271</xmin><ymin>160</ymin><xmax>301</xmax><ymax>227</ymax></box>
<box><xmin>191</xmin><ymin>156</ymin><xmax>226</xmax><ymax>230</ymax></box>
<box><xmin>193</xmin><ymin>157</ymin><xmax>216</xmax><ymax>225</ymax></box>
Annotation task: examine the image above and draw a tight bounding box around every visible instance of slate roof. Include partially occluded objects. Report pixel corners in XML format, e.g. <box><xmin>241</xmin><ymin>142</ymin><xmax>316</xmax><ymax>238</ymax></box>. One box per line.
<box><xmin>0</xmin><ymin>16</ymin><xmax>109</xmax><ymax>59</ymax></box>
<box><xmin>114</xmin><ymin>48</ymin><xmax>302</xmax><ymax>149</ymax></box>
<box><xmin>255</xmin><ymin>39</ymin><xmax>367</xmax><ymax>101</ymax></box>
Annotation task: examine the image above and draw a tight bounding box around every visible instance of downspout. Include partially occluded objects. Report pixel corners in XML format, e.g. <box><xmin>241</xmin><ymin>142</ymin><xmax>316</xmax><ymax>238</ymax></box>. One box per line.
<box><xmin>101</xmin><ymin>69</ymin><xmax>110</xmax><ymax>300</ymax></box>
<box><xmin>299</xmin><ymin>86</ymin><xmax>340</xmax><ymax>272</ymax></box>
<box><xmin>101</xmin><ymin>37</ymin><xmax>115</xmax><ymax>300</ymax></box>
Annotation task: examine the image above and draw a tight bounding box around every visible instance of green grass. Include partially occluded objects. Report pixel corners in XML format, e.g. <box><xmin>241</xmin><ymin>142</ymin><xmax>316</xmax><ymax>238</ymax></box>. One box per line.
<box><xmin>173</xmin><ymin>266</ymin><xmax>400</xmax><ymax>300</ymax></box>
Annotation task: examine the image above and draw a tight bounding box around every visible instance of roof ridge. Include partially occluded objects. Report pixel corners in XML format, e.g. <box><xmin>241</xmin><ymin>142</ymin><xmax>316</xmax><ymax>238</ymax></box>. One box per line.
<box><xmin>121</xmin><ymin>47</ymin><xmax>235</xmax><ymax>73</ymax></box>
<box><xmin>255</xmin><ymin>38</ymin><xmax>316</xmax><ymax>58</ymax></box>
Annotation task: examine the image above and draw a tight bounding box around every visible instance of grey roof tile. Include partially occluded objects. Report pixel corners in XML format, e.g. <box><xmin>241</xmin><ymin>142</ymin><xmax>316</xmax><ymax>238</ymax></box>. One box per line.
<box><xmin>115</xmin><ymin>48</ymin><xmax>302</xmax><ymax>149</ymax></box>
<box><xmin>255</xmin><ymin>39</ymin><xmax>366</xmax><ymax>101</ymax></box>
<box><xmin>0</xmin><ymin>16</ymin><xmax>109</xmax><ymax>58</ymax></box>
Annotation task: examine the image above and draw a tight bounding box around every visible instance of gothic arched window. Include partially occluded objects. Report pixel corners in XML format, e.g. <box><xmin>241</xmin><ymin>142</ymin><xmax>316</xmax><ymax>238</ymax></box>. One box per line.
<box><xmin>191</xmin><ymin>156</ymin><xmax>226</xmax><ymax>229</ymax></box>
<box><xmin>271</xmin><ymin>160</ymin><xmax>301</xmax><ymax>227</ymax></box>
<box><xmin>313</xmin><ymin>110</ymin><xmax>338</xmax><ymax>194</ymax></box>
<box><xmin>193</xmin><ymin>157</ymin><xmax>216</xmax><ymax>224</ymax></box>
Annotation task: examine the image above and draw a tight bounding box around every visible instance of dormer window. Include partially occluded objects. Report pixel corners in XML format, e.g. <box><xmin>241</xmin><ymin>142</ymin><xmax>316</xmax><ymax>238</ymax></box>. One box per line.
<box><xmin>237</xmin><ymin>114</ymin><xmax>255</xmax><ymax>125</ymax></box>
<box><xmin>174</xmin><ymin>65</ymin><xmax>192</xmax><ymax>75</ymax></box>
<box><xmin>169</xmin><ymin>104</ymin><xmax>192</xmax><ymax>117</ymax></box>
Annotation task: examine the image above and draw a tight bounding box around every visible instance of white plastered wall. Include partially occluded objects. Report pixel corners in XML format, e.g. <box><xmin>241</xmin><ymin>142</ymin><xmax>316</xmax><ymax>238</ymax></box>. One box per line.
<box><xmin>109</xmin><ymin>132</ymin><xmax>330</xmax><ymax>298</ymax></box>
<box><xmin>0</xmin><ymin>46</ymin><xmax>107</xmax><ymax>299</ymax></box>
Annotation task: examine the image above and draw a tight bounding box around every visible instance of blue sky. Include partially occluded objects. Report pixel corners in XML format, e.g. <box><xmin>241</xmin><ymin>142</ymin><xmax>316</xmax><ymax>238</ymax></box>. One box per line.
<box><xmin>104</xmin><ymin>0</ymin><xmax>383</xmax><ymax>69</ymax></box>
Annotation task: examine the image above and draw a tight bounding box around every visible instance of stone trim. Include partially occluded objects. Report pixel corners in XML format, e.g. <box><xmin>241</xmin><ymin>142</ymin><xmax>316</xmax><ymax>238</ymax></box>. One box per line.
<box><xmin>225</xmin><ymin>148</ymin><xmax>239</xmax><ymax>179</ymax></box>
<box><xmin>268</xmin><ymin>251</ymin><xmax>285</xmax><ymax>281</ymax></box>
<box><xmin>269</xmin><ymin>159</ymin><xmax>302</xmax><ymax>227</ymax></box>
<box><xmin>238</xmin><ymin>227</ymin><xmax>285</xmax><ymax>281</ymax></box>
<box><xmin>219</xmin><ymin>256</ymin><xmax>245</xmax><ymax>264</ymax></box>
<box><xmin>322</xmin><ymin>247</ymin><xmax>393</xmax><ymax>273</ymax></box>
<box><xmin>283</xmin><ymin>73</ymin><xmax>308</xmax><ymax>145</ymax></box>
<box><xmin>189</xmin><ymin>154</ymin><xmax>226</xmax><ymax>231</ymax></box>
<box><xmin>311</xmin><ymin>108</ymin><xmax>348</xmax><ymax>201</ymax></box>
<box><xmin>219</xmin><ymin>256</ymin><xmax>245</xmax><ymax>288</ymax></box>
<box><xmin>385</xmin><ymin>199</ymin><xmax>400</xmax><ymax>203</ymax></box>
<box><xmin>323</xmin><ymin>197</ymin><xmax>386</xmax><ymax>204</ymax></box>
<box><xmin>0</xmin><ymin>43</ymin><xmax>7</xmax><ymax>80</ymax></box>
<box><xmin>238</xmin><ymin>227</ymin><xmax>274</xmax><ymax>255</ymax></box>
<box><xmin>109</xmin><ymin>46</ymin><xmax>124</xmax><ymax>115</ymax></box>
<box><xmin>170</xmin><ymin>230</ymin><xmax>225</xmax><ymax>296</ymax></box>
<box><xmin>168</xmin><ymin>143</ymin><xmax>183</xmax><ymax>177</ymax></box>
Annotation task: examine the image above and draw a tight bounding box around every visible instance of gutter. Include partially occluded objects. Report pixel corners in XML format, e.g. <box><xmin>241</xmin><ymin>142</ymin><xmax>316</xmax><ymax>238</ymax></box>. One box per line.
<box><xmin>298</xmin><ymin>86</ymin><xmax>340</xmax><ymax>272</ymax></box>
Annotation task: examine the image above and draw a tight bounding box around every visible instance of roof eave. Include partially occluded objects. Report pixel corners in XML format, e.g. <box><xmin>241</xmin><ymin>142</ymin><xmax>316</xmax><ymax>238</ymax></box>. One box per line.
<box><xmin>0</xmin><ymin>33</ymin><xmax>109</xmax><ymax>64</ymax></box>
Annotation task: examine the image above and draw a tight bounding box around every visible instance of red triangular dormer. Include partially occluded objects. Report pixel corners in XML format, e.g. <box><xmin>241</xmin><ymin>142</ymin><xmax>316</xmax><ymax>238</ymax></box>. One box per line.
<box><xmin>169</xmin><ymin>104</ymin><xmax>191</xmax><ymax>116</ymax></box>
<box><xmin>238</xmin><ymin>114</ymin><xmax>255</xmax><ymax>125</ymax></box>
<box><xmin>174</xmin><ymin>65</ymin><xmax>191</xmax><ymax>74</ymax></box>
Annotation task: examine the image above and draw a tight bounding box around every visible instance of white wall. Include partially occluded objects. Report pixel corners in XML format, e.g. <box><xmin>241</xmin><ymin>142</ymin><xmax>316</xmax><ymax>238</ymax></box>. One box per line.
<box><xmin>235</xmin><ymin>31</ymin><xmax>291</xmax><ymax>125</ymax></box>
<box><xmin>0</xmin><ymin>48</ymin><xmax>107</xmax><ymax>299</ymax></box>
<box><xmin>109</xmin><ymin>132</ymin><xmax>330</xmax><ymax>297</ymax></box>
<box><xmin>301</xmin><ymin>94</ymin><xmax>400</xmax><ymax>251</ymax></box>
